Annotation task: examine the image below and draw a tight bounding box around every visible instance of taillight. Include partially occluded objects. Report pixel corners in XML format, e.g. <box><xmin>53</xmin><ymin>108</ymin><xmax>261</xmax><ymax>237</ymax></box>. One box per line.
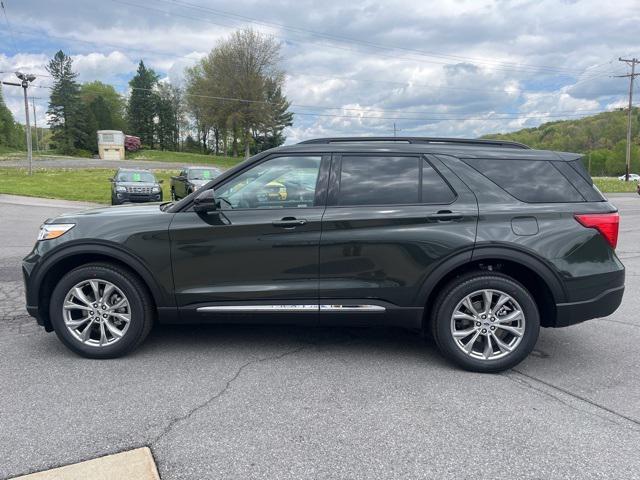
<box><xmin>574</xmin><ymin>212</ymin><xmax>620</xmax><ymax>249</ymax></box>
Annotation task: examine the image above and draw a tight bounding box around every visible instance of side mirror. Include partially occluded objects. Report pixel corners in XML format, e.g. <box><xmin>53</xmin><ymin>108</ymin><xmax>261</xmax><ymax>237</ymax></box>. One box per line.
<box><xmin>158</xmin><ymin>179</ymin><xmax>164</xmax><ymax>184</ymax></box>
<box><xmin>193</xmin><ymin>189</ymin><xmax>217</xmax><ymax>213</ymax></box>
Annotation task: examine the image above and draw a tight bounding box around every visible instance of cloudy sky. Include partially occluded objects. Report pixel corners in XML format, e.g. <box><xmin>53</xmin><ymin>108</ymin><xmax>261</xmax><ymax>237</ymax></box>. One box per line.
<box><xmin>0</xmin><ymin>0</ymin><xmax>638</xmax><ymax>143</ymax></box>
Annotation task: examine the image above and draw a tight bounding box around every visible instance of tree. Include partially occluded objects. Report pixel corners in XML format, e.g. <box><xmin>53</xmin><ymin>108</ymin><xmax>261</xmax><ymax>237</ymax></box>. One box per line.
<box><xmin>127</xmin><ymin>61</ymin><xmax>159</xmax><ymax>147</ymax></box>
<box><xmin>80</xmin><ymin>81</ymin><xmax>126</xmax><ymax>131</ymax></box>
<box><xmin>155</xmin><ymin>83</ymin><xmax>182</xmax><ymax>151</ymax></box>
<box><xmin>186</xmin><ymin>28</ymin><xmax>292</xmax><ymax>158</ymax></box>
<box><xmin>0</xmin><ymin>86</ymin><xmax>24</xmax><ymax>148</ymax></box>
<box><xmin>252</xmin><ymin>78</ymin><xmax>292</xmax><ymax>152</ymax></box>
<box><xmin>46</xmin><ymin>50</ymin><xmax>85</xmax><ymax>154</ymax></box>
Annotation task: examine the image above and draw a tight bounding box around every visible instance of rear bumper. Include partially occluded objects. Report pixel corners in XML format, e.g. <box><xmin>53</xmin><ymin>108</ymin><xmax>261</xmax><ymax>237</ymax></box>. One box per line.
<box><xmin>554</xmin><ymin>285</ymin><xmax>625</xmax><ymax>327</ymax></box>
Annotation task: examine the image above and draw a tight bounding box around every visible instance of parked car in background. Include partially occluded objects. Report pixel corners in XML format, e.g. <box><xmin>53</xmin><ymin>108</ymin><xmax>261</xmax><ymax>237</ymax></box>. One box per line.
<box><xmin>24</xmin><ymin>137</ymin><xmax>624</xmax><ymax>372</ymax></box>
<box><xmin>110</xmin><ymin>168</ymin><xmax>163</xmax><ymax>205</ymax></box>
<box><xmin>617</xmin><ymin>173</ymin><xmax>640</xmax><ymax>181</ymax></box>
<box><xmin>170</xmin><ymin>166</ymin><xmax>223</xmax><ymax>200</ymax></box>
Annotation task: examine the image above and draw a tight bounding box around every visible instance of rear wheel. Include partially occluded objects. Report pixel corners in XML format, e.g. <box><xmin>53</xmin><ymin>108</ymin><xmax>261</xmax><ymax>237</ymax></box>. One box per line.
<box><xmin>49</xmin><ymin>263</ymin><xmax>154</xmax><ymax>358</ymax></box>
<box><xmin>431</xmin><ymin>272</ymin><xmax>540</xmax><ymax>373</ymax></box>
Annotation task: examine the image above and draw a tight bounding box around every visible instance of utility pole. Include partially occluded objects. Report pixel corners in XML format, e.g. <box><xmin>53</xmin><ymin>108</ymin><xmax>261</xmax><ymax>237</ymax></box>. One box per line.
<box><xmin>616</xmin><ymin>58</ymin><xmax>640</xmax><ymax>181</ymax></box>
<box><xmin>15</xmin><ymin>72</ymin><xmax>36</xmax><ymax>175</ymax></box>
<box><xmin>31</xmin><ymin>96</ymin><xmax>39</xmax><ymax>152</ymax></box>
<box><xmin>392</xmin><ymin>122</ymin><xmax>403</xmax><ymax>137</ymax></box>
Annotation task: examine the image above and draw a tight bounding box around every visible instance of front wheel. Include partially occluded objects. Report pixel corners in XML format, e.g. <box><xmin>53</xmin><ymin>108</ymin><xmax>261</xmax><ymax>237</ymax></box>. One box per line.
<box><xmin>49</xmin><ymin>263</ymin><xmax>155</xmax><ymax>358</ymax></box>
<box><xmin>431</xmin><ymin>272</ymin><xmax>540</xmax><ymax>373</ymax></box>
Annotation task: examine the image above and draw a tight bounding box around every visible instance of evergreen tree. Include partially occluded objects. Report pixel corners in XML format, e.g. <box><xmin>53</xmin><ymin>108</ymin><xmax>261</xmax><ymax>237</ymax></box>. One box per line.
<box><xmin>155</xmin><ymin>83</ymin><xmax>181</xmax><ymax>150</ymax></box>
<box><xmin>46</xmin><ymin>50</ymin><xmax>85</xmax><ymax>154</ymax></box>
<box><xmin>127</xmin><ymin>61</ymin><xmax>159</xmax><ymax>147</ymax></box>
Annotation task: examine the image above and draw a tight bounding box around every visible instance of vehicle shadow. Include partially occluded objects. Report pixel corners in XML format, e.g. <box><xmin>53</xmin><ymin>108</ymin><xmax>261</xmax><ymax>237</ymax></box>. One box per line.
<box><xmin>135</xmin><ymin>323</ymin><xmax>449</xmax><ymax>366</ymax></box>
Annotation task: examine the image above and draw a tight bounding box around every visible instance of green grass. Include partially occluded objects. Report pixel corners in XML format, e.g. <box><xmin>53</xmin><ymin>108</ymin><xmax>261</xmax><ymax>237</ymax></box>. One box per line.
<box><xmin>593</xmin><ymin>177</ymin><xmax>639</xmax><ymax>193</ymax></box>
<box><xmin>0</xmin><ymin>168</ymin><xmax>176</xmax><ymax>204</ymax></box>
<box><xmin>129</xmin><ymin>149</ymin><xmax>244</xmax><ymax>169</ymax></box>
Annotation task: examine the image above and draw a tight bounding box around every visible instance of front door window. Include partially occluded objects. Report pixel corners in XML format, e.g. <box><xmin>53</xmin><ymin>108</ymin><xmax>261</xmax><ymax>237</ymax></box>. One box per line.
<box><xmin>215</xmin><ymin>156</ymin><xmax>322</xmax><ymax>209</ymax></box>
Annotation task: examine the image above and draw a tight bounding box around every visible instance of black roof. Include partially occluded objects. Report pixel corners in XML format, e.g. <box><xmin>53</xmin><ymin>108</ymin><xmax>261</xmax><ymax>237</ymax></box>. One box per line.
<box><xmin>268</xmin><ymin>137</ymin><xmax>581</xmax><ymax>162</ymax></box>
<box><xmin>299</xmin><ymin>136</ymin><xmax>530</xmax><ymax>149</ymax></box>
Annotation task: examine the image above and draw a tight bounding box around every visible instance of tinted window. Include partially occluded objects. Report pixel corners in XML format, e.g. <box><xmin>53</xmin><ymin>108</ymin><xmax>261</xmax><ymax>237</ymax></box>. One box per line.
<box><xmin>553</xmin><ymin>161</ymin><xmax>604</xmax><ymax>202</ymax></box>
<box><xmin>463</xmin><ymin>159</ymin><xmax>585</xmax><ymax>203</ymax></box>
<box><xmin>215</xmin><ymin>156</ymin><xmax>321</xmax><ymax>209</ymax></box>
<box><xmin>422</xmin><ymin>160</ymin><xmax>455</xmax><ymax>203</ymax></box>
<box><xmin>188</xmin><ymin>168</ymin><xmax>220</xmax><ymax>180</ymax></box>
<box><xmin>338</xmin><ymin>156</ymin><xmax>419</xmax><ymax>206</ymax></box>
<box><xmin>116</xmin><ymin>171</ymin><xmax>156</xmax><ymax>183</ymax></box>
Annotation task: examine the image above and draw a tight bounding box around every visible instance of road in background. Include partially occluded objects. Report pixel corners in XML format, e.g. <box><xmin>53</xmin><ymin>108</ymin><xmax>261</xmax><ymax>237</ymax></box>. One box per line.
<box><xmin>1</xmin><ymin>194</ymin><xmax>639</xmax><ymax>479</ymax></box>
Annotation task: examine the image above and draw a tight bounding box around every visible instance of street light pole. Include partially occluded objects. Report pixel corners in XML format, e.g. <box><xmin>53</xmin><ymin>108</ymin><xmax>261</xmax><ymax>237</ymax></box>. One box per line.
<box><xmin>15</xmin><ymin>72</ymin><xmax>36</xmax><ymax>175</ymax></box>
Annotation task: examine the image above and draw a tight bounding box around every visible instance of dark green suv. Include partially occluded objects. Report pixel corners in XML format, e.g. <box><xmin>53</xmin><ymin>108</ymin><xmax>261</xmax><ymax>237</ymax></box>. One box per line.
<box><xmin>23</xmin><ymin>137</ymin><xmax>624</xmax><ymax>372</ymax></box>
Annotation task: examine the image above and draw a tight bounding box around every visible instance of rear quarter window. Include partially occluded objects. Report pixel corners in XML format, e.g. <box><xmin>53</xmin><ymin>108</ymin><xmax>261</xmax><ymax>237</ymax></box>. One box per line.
<box><xmin>462</xmin><ymin>159</ymin><xmax>585</xmax><ymax>203</ymax></box>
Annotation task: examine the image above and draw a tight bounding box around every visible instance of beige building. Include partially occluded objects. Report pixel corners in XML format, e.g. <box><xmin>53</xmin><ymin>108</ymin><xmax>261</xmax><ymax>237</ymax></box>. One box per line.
<box><xmin>97</xmin><ymin>130</ymin><xmax>125</xmax><ymax>160</ymax></box>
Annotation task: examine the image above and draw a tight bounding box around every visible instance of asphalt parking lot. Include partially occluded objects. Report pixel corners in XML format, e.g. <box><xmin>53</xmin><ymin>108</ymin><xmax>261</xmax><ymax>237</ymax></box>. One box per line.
<box><xmin>1</xmin><ymin>194</ymin><xmax>640</xmax><ymax>479</ymax></box>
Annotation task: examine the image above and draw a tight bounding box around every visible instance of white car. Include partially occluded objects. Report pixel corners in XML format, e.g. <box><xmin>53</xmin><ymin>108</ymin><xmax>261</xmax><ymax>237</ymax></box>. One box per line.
<box><xmin>618</xmin><ymin>173</ymin><xmax>640</xmax><ymax>181</ymax></box>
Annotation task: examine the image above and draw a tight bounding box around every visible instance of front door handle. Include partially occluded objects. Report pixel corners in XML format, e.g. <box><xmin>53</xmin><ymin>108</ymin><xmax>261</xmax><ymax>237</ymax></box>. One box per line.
<box><xmin>272</xmin><ymin>217</ymin><xmax>308</xmax><ymax>229</ymax></box>
<box><xmin>427</xmin><ymin>210</ymin><xmax>463</xmax><ymax>222</ymax></box>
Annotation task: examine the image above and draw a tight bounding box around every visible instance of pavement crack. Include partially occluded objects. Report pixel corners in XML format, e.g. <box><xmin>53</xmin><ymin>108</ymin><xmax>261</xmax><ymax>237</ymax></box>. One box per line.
<box><xmin>150</xmin><ymin>344</ymin><xmax>306</xmax><ymax>447</ymax></box>
<box><xmin>506</xmin><ymin>369</ymin><xmax>640</xmax><ymax>430</ymax></box>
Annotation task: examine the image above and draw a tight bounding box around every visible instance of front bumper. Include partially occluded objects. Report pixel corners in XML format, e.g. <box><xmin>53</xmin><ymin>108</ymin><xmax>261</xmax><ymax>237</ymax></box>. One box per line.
<box><xmin>555</xmin><ymin>285</ymin><xmax>625</xmax><ymax>327</ymax></box>
<box><xmin>115</xmin><ymin>192</ymin><xmax>162</xmax><ymax>203</ymax></box>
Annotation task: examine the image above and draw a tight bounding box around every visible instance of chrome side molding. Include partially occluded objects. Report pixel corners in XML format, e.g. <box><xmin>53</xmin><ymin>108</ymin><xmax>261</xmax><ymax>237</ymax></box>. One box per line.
<box><xmin>319</xmin><ymin>304</ymin><xmax>386</xmax><ymax>311</ymax></box>
<box><xmin>197</xmin><ymin>305</ymin><xmax>318</xmax><ymax>312</ymax></box>
<box><xmin>196</xmin><ymin>304</ymin><xmax>386</xmax><ymax>313</ymax></box>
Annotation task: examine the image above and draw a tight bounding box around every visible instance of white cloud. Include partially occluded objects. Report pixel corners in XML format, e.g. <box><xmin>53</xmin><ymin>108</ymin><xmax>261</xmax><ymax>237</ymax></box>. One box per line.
<box><xmin>1</xmin><ymin>0</ymin><xmax>638</xmax><ymax>141</ymax></box>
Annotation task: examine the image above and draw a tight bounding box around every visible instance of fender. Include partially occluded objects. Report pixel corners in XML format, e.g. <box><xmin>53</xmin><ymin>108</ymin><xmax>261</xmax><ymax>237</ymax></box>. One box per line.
<box><xmin>414</xmin><ymin>244</ymin><xmax>567</xmax><ymax>307</ymax></box>
<box><xmin>27</xmin><ymin>240</ymin><xmax>175</xmax><ymax>309</ymax></box>
<box><xmin>471</xmin><ymin>244</ymin><xmax>567</xmax><ymax>303</ymax></box>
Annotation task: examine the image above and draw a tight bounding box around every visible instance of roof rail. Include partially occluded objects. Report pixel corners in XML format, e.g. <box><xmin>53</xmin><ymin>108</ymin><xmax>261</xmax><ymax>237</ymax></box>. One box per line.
<box><xmin>297</xmin><ymin>137</ymin><xmax>530</xmax><ymax>149</ymax></box>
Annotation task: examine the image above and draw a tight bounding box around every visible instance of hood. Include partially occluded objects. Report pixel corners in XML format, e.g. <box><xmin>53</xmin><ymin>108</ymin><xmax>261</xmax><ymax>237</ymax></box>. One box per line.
<box><xmin>189</xmin><ymin>179</ymin><xmax>209</xmax><ymax>187</ymax></box>
<box><xmin>115</xmin><ymin>181</ymin><xmax>159</xmax><ymax>187</ymax></box>
<box><xmin>49</xmin><ymin>203</ymin><xmax>165</xmax><ymax>222</ymax></box>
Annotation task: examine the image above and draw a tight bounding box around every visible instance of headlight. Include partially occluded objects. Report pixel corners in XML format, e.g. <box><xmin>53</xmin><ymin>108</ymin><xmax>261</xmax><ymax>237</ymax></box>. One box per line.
<box><xmin>116</xmin><ymin>186</ymin><xmax>127</xmax><ymax>193</ymax></box>
<box><xmin>37</xmin><ymin>223</ymin><xmax>75</xmax><ymax>241</ymax></box>
<box><xmin>152</xmin><ymin>186</ymin><xmax>161</xmax><ymax>193</ymax></box>
<box><xmin>191</xmin><ymin>184</ymin><xmax>200</xmax><ymax>191</ymax></box>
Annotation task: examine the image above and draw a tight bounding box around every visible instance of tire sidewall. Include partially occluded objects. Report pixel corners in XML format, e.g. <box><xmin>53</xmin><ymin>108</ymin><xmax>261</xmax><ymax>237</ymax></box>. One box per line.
<box><xmin>50</xmin><ymin>265</ymin><xmax>147</xmax><ymax>358</ymax></box>
<box><xmin>434</xmin><ymin>274</ymin><xmax>540</xmax><ymax>372</ymax></box>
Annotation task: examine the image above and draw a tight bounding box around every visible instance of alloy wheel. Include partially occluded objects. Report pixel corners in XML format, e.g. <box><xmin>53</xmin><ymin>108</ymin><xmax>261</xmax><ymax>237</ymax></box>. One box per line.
<box><xmin>62</xmin><ymin>279</ymin><xmax>131</xmax><ymax>347</ymax></box>
<box><xmin>450</xmin><ymin>289</ymin><xmax>526</xmax><ymax>361</ymax></box>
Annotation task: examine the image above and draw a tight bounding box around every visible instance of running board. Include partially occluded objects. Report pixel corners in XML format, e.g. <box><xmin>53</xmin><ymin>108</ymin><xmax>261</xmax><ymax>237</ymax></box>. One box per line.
<box><xmin>196</xmin><ymin>304</ymin><xmax>386</xmax><ymax>313</ymax></box>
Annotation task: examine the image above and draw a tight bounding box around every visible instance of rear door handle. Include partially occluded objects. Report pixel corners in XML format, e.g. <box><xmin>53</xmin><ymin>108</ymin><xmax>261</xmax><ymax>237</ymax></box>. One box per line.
<box><xmin>272</xmin><ymin>217</ymin><xmax>308</xmax><ymax>229</ymax></box>
<box><xmin>427</xmin><ymin>210</ymin><xmax>463</xmax><ymax>222</ymax></box>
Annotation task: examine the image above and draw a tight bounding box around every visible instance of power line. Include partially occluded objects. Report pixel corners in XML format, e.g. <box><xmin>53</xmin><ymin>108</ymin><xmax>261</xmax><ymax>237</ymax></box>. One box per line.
<box><xmin>160</xmin><ymin>0</ymin><xmax>592</xmax><ymax>76</ymax></box>
<box><xmin>109</xmin><ymin>0</ymin><xmax>590</xmax><ymax>78</ymax></box>
<box><xmin>615</xmin><ymin>57</ymin><xmax>640</xmax><ymax>181</ymax></box>
<box><xmin>0</xmin><ymin>0</ymin><xmax>18</xmax><ymax>53</ymax></box>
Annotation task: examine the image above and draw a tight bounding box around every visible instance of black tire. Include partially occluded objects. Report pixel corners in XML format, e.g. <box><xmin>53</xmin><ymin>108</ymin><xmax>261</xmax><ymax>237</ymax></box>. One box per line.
<box><xmin>49</xmin><ymin>263</ymin><xmax>155</xmax><ymax>359</ymax></box>
<box><xmin>430</xmin><ymin>271</ymin><xmax>540</xmax><ymax>373</ymax></box>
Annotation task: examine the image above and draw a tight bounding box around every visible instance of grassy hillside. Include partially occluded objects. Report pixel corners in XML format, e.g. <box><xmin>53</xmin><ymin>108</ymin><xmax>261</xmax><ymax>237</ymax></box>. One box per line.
<box><xmin>483</xmin><ymin>108</ymin><xmax>640</xmax><ymax>176</ymax></box>
<box><xmin>128</xmin><ymin>150</ymin><xmax>244</xmax><ymax>169</ymax></box>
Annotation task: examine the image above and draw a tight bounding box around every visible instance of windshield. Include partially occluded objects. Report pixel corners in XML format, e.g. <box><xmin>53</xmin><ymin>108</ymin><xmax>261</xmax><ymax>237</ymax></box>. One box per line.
<box><xmin>116</xmin><ymin>171</ymin><xmax>156</xmax><ymax>183</ymax></box>
<box><xmin>188</xmin><ymin>169</ymin><xmax>218</xmax><ymax>180</ymax></box>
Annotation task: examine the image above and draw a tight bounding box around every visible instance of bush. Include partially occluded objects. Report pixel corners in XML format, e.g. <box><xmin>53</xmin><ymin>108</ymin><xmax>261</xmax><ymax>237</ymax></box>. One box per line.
<box><xmin>125</xmin><ymin>135</ymin><xmax>141</xmax><ymax>152</ymax></box>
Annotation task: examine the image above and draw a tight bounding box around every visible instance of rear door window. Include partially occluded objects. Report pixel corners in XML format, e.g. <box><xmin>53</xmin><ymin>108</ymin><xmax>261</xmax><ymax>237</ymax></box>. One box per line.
<box><xmin>462</xmin><ymin>159</ymin><xmax>585</xmax><ymax>203</ymax></box>
<box><xmin>336</xmin><ymin>155</ymin><xmax>455</xmax><ymax>206</ymax></box>
<box><xmin>338</xmin><ymin>156</ymin><xmax>419</xmax><ymax>206</ymax></box>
